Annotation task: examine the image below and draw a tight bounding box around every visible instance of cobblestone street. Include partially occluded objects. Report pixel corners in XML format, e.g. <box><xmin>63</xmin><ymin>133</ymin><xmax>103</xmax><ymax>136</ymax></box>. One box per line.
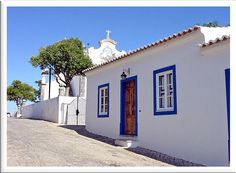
<box><xmin>7</xmin><ymin>118</ymin><xmax>173</xmax><ymax>167</ymax></box>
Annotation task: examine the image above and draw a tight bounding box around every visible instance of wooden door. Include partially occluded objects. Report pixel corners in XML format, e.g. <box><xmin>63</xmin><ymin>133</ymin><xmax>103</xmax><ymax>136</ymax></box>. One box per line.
<box><xmin>124</xmin><ymin>80</ymin><xmax>136</xmax><ymax>135</ymax></box>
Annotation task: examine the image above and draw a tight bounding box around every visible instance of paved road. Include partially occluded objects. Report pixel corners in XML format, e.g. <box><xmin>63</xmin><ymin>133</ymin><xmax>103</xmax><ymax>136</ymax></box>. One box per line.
<box><xmin>7</xmin><ymin>118</ymin><xmax>172</xmax><ymax>166</ymax></box>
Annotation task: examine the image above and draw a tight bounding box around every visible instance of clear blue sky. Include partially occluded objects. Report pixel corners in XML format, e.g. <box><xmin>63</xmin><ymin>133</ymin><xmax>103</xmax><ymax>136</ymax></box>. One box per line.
<box><xmin>7</xmin><ymin>7</ymin><xmax>230</xmax><ymax>112</ymax></box>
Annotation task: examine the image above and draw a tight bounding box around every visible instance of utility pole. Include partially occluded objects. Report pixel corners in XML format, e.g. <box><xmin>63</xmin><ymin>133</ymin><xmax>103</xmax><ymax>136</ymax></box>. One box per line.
<box><xmin>76</xmin><ymin>95</ymin><xmax>79</xmax><ymax>125</ymax></box>
<box><xmin>76</xmin><ymin>76</ymin><xmax>81</xmax><ymax>125</ymax></box>
<box><xmin>48</xmin><ymin>67</ymin><xmax>52</xmax><ymax>99</ymax></box>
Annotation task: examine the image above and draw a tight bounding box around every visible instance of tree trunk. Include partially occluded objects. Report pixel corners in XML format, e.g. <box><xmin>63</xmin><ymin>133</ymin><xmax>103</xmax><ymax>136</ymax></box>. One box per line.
<box><xmin>17</xmin><ymin>104</ymin><xmax>22</xmax><ymax>115</ymax></box>
<box><xmin>65</xmin><ymin>86</ymin><xmax>70</xmax><ymax>96</ymax></box>
<box><xmin>17</xmin><ymin>105</ymin><xmax>20</xmax><ymax>115</ymax></box>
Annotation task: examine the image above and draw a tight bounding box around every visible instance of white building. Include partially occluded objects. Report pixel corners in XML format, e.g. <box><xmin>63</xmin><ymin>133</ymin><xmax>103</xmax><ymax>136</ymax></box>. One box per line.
<box><xmin>83</xmin><ymin>26</ymin><xmax>230</xmax><ymax>166</ymax></box>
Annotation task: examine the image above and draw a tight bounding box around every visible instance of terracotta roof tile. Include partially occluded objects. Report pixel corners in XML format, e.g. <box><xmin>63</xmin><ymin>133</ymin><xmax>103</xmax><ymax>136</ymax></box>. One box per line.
<box><xmin>199</xmin><ymin>35</ymin><xmax>230</xmax><ymax>48</ymax></box>
<box><xmin>83</xmin><ymin>26</ymin><xmax>200</xmax><ymax>73</ymax></box>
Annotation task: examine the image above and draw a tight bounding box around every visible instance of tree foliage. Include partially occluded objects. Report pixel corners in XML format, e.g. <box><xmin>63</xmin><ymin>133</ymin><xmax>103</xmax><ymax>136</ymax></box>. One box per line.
<box><xmin>202</xmin><ymin>21</ymin><xmax>219</xmax><ymax>27</ymax></box>
<box><xmin>30</xmin><ymin>38</ymin><xmax>93</xmax><ymax>96</ymax></box>
<box><xmin>7</xmin><ymin>80</ymin><xmax>36</xmax><ymax>113</ymax></box>
<box><xmin>195</xmin><ymin>21</ymin><xmax>221</xmax><ymax>27</ymax></box>
<box><xmin>34</xmin><ymin>80</ymin><xmax>42</xmax><ymax>102</ymax></box>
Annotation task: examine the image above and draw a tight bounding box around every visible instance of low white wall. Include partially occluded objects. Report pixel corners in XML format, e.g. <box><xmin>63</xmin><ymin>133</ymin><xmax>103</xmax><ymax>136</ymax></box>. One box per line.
<box><xmin>22</xmin><ymin>96</ymin><xmax>86</xmax><ymax>125</ymax></box>
<box><xmin>22</xmin><ymin>97</ymin><xmax>59</xmax><ymax>123</ymax></box>
<box><xmin>62</xmin><ymin>97</ymin><xmax>86</xmax><ymax>125</ymax></box>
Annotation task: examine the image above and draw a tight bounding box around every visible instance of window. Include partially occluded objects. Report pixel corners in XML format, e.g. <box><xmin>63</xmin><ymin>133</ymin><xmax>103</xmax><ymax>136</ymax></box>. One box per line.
<box><xmin>153</xmin><ymin>65</ymin><xmax>177</xmax><ymax>115</ymax></box>
<box><xmin>98</xmin><ymin>83</ymin><xmax>109</xmax><ymax>117</ymax></box>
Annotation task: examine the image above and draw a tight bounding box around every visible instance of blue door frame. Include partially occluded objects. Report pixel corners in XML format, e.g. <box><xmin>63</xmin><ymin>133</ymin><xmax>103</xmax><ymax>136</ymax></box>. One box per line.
<box><xmin>120</xmin><ymin>75</ymin><xmax>138</xmax><ymax>136</ymax></box>
<box><xmin>225</xmin><ymin>68</ymin><xmax>230</xmax><ymax>162</ymax></box>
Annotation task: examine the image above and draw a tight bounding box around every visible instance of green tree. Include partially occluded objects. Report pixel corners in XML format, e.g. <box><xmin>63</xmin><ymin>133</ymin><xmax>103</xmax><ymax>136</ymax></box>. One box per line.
<box><xmin>202</xmin><ymin>21</ymin><xmax>219</xmax><ymax>27</ymax></box>
<box><xmin>30</xmin><ymin>38</ymin><xmax>93</xmax><ymax>96</ymax></box>
<box><xmin>34</xmin><ymin>80</ymin><xmax>42</xmax><ymax>102</ymax></box>
<box><xmin>195</xmin><ymin>21</ymin><xmax>220</xmax><ymax>27</ymax></box>
<box><xmin>7</xmin><ymin>80</ymin><xmax>36</xmax><ymax>114</ymax></box>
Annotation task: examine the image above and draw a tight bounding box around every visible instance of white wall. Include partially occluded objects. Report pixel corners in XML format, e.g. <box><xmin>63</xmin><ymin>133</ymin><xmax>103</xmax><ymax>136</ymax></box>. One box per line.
<box><xmin>43</xmin><ymin>75</ymin><xmax>86</xmax><ymax>99</ymax></box>
<box><xmin>43</xmin><ymin>80</ymin><xmax>60</xmax><ymax>100</ymax></box>
<box><xmin>200</xmin><ymin>26</ymin><xmax>230</xmax><ymax>42</ymax></box>
<box><xmin>60</xmin><ymin>96</ymin><xmax>86</xmax><ymax>125</ymax></box>
<box><xmin>22</xmin><ymin>96</ymin><xmax>86</xmax><ymax>125</ymax></box>
<box><xmin>85</xmin><ymin>30</ymin><xmax>230</xmax><ymax>166</ymax></box>
<box><xmin>70</xmin><ymin>76</ymin><xmax>80</xmax><ymax>96</ymax></box>
<box><xmin>22</xmin><ymin>97</ymin><xmax>59</xmax><ymax>123</ymax></box>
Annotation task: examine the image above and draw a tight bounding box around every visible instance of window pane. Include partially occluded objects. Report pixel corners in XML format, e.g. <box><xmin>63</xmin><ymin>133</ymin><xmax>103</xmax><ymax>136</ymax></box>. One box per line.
<box><xmin>101</xmin><ymin>89</ymin><xmax>104</xmax><ymax>97</ymax></box>
<box><xmin>166</xmin><ymin>72</ymin><xmax>173</xmax><ymax>98</ymax></box>
<box><xmin>167</xmin><ymin>85</ymin><xmax>173</xmax><ymax>96</ymax></box>
<box><xmin>159</xmin><ymin>75</ymin><xmax>164</xmax><ymax>86</ymax></box>
<box><xmin>105</xmin><ymin>96</ymin><xmax>108</xmax><ymax>104</ymax></box>
<box><xmin>159</xmin><ymin>87</ymin><xmax>165</xmax><ymax>96</ymax></box>
<box><xmin>167</xmin><ymin>96</ymin><xmax>173</xmax><ymax>108</ymax></box>
<box><xmin>105</xmin><ymin>88</ymin><xmax>108</xmax><ymax>96</ymax></box>
<box><xmin>159</xmin><ymin>98</ymin><xmax>165</xmax><ymax>108</ymax></box>
<box><xmin>101</xmin><ymin>105</ymin><xmax>104</xmax><ymax>112</ymax></box>
<box><xmin>105</xmin><ymin>104</ymin><xmax>108</xmax><ymax>112</ymax></box>
<box><xmin>167</xmin><ymin>73</ymin><xmax>172</xmax><ymax>85</ymax></box>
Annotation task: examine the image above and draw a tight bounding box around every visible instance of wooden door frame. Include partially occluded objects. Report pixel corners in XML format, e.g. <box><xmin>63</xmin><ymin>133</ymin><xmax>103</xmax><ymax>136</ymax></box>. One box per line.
<box><xmin>120</xmin><ymin>75</ymin><xmax>138</xmax><ymax>136</ymax></box>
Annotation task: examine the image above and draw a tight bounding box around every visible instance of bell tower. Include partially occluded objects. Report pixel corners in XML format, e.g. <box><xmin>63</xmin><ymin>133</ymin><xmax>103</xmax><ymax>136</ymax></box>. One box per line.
<box><xmin>40</xmin><ymin>69</ymin><xmax>47</xmax><ymax>101</ymax></box>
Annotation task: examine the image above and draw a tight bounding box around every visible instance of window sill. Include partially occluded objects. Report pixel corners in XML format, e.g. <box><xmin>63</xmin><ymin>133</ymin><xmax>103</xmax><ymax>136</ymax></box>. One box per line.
<box><xmin>154</xmin><ymin>110</ymin><xmax>177</xmax><ymax>116</ymax></box>
<box><xmin>97</xmin><ymin>114</ymin><xmax>109</xmax><ymax>118</ymax></box>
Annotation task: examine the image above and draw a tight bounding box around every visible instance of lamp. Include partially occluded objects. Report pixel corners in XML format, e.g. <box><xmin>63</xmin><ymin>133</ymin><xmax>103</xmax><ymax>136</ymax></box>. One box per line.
<box><xmin>121</xmin><ymin>71</ymin><xmax>127</xmax><ymax>80</ymax></box>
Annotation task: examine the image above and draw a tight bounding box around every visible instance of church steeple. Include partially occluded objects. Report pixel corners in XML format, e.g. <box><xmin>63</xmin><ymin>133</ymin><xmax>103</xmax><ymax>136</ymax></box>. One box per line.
<box><xmin>99</xmin><ymin>30</ymin><xmax>117</xmax><ymax>46</ymax></box>
<box><xmin>88</xmin><ymin>30</ymin><xmax>126</xmax><ymax>65</ymax></box>
<box><xmin>106</xmin><ymin>30</ymin><xmax>111</xmax><ymax>39</ymax></box>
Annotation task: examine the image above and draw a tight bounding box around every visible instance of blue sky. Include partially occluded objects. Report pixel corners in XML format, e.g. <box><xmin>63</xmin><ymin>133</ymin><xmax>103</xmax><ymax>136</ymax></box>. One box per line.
<box><xmin>7</xmin><ymin>7</ymin><xmax>230</xmax><ymax>112</ymax></box>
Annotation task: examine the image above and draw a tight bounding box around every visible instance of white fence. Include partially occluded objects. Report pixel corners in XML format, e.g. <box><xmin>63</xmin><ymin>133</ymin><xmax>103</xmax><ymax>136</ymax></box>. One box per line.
<box><xmin>22</xmin><ymin>96</ymin><xmax>86</xmax><ymax>125</ymax></box>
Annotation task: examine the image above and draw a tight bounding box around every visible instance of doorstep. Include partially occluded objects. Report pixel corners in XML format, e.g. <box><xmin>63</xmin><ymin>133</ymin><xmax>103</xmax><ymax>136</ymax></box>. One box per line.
<box><xmin>115</xmin><ymin>135</ymin><xmax>139</xmax><ymax>148</ymax></box>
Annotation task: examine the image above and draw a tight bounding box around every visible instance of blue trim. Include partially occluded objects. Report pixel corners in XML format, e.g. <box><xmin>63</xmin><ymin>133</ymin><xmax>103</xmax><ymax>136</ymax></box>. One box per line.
<box><xmin>225</xmin><ymin>68</ymin><xmax>230</xmax><ymax>162</ymax></box>
<box><xmin>120</xmin><ymin>75</ymin><xmax>138</xmax><ymax>136</ymax></box>
<box><xmin>97</xmin><ymin>83</ymin><xmax>109</xmax><ymax>118</ymax></box>
<box><xmin>153</xmin><ymin>65</ymin><xmax>177</xmax><ymax>115</ymax></box>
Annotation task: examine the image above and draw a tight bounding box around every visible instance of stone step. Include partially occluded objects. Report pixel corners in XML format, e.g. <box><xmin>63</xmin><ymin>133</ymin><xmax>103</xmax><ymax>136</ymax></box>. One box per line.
<box><xmin>115</xmin><ymin>138</ymin><xmax>139</xmax><ymax>148</ymax></box>
<box><xmin>116</xmin><ymin>135</ymin><xmax>138</xmax><ymax>140</ymax></box>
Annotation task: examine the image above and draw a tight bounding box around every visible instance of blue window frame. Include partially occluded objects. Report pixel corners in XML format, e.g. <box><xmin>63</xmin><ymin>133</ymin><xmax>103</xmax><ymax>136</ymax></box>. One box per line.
<box><xmin>225</xmin><ymin>68</ymin><xmax>230</xmax><ymax>162</ymax></box>
<box><xmin>97</xmin><ymin>83</ymin><xmax>109</xmax><ymax>117</ymax></box>
<box><xmin>153</xmin><ymin>65</ymin><xmax>177</xmax><ymax>115</ymax></box>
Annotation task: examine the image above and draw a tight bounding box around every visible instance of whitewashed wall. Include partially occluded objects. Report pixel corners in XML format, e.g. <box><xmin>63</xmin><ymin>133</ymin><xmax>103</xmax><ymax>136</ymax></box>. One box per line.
<box><xmin>22</xmin><ymin>97</ymin><xmax>59</xmax><ymax>123</ymax></box>
<box><xmin>85</xmin><ymin>29</ymin><xmax>230</xmax><ymax>166</ymax></box>
<box><xmin>43</xmin><ymin>75</ymin><xmax>86</xmax><ymax>100</ymax></box>
<box><xmin>60</xmin><ymin>97</ymin><xmax>86</xmax><ymax>125</ymax></box>
<box><xmin>22</xmin><ymin>96</ymin><xmax>86</xmax><ymax>125</ymax></box>
<box><xmin>43</xmin><ymin>80</ymin><xmax>60</xmax><ymax>100</ymax></box>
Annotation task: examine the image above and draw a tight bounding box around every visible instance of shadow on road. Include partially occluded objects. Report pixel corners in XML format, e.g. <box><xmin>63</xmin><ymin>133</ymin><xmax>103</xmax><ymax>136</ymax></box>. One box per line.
<box><xmin>59</xmin><ymin>125</ymin><xmax>203</xmax><ymax>166</ymax></box>
<box><xmin>59</xmin><ymin>125</ymin><xmax>116</xmax><ymax>146</ymax></box>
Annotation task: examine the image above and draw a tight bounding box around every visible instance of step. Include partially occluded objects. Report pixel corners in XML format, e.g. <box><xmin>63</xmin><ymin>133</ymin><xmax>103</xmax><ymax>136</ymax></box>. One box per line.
<box><xmin>116</xmin><ymin>135</ymin><xmax>138</xmax><ymax>140</ymax></box>
<box><xmin>115</xmin><ymin>136</ymin><xmax>139</xmax><ymax>148</ymax></box>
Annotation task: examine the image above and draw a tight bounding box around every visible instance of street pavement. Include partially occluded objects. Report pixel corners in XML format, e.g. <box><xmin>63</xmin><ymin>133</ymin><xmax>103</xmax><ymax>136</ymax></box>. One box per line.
<box><xmin>7</xmin><ymin>118</ymin><xmax>172</xmax><ymax>167</ymax></box>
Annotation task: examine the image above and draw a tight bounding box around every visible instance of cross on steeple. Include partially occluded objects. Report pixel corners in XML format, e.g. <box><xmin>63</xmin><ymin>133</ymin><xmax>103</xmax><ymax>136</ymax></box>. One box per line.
<box><xmin>106</xmin><ymin>30</ymin><xmax>111</xmax><ymax>38</ymax></box>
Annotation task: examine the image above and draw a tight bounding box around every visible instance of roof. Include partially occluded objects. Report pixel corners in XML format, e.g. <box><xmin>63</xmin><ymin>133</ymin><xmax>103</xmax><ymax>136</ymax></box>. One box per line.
<box><xmin>84</xmin><ymin>26</ymin><xmax>200</xmax><ymax>73</ymax></box>
<box><xmin>199</xmin><ymin>35</ymin><xmax>230</xmax><ymax>48</ymax></box>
